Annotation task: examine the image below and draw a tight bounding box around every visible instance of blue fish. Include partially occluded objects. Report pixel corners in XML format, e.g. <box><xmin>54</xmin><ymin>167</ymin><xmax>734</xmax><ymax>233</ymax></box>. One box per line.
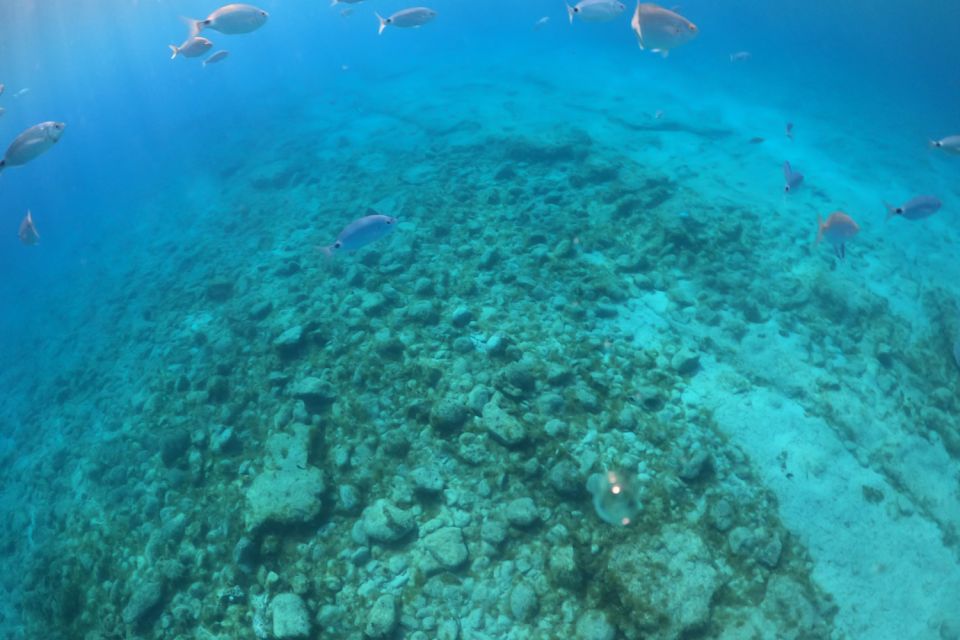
<box><xmin>884</xmin><ymin>195</ymin><xmax>941</xmax><ymax>221</ymax></box>
<box><xmin>322</xmin><ymin>210</ymin><xmax>397</xmax><ymax>257</ymax></box>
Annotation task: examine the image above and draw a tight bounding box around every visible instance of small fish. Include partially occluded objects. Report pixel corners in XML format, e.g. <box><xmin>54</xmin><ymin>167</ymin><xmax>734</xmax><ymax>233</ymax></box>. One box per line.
<box><xmin>631</xmin><ymin>3</ymin><xmax>697</xmax><ymax>57</ymax></box>
<box><xmin>0</xmin><ymin>83</ymin><xmax>4</xmax><ymax>97</ymax></box>
<box><xmin>929</xmin><ymin>135</ymin><xmax>960</xmax><ymax>155</ymax></box>
<box><xmin>188</xmin><ymin>4</ymin><xmax>268</xmax><ymax>36</ymax></box>
<box><xmin>785</xmin><ymin>122</ymin><xmax>794</xmax><ymax>140</ymax></box>
<box><xmin>18</xmin><ymin>210</ymin><xmax>39</xmax><ymax>246</ymax></box>
<box><xmin>749</xmin><ymin>136</ymin><xmax>764</xmax><ymax>144</ymax></box>
<box><xmin>534</xmin><ymin>16</ymin><xmax>550</xmax><ymax>30</ymax></box>
<box><xmin>885</xmin><ymin>195</ymin><xmax>941</xmax><ymax>221</ymax></box>
<box><xmin>376</xmin><ymin>7</ymin><xmax>437</xmax><ymax>35</ymax></box>
<box><xmin>0</xmin><ymin>107</ymin><xmax>5</xmax><ymax>118</ymax></box>
<box><xmin>0</xmin><ymin>121</ymin><xmax>66</xmax><ymax>173</ymax></box>
<box><xmin>566</xmin><ymin>0</ymin><xmax>626</xmax><ymax>24</ymax></box>
<box><xmin>331</xmin><ymin>0</ymin><xmax>365</xmax><ymax>4</ymax></box>
<box><xmin>169</xmin><ymin>36</ymin><xmax>213</xmax><ymax>59</ymax></box>
<box><xmin>340</xmin><ymin>8</ymin><xmax>354</xmax><ymax>17</ymax></box>
<box><xmin>783</xmin><ymin>161</ymin><xmax>804</xmax><ymax>192</ymax></box>
<box><xmin>322</xmin><ymin>211</ymin><xmax>397</xmax><ymax>256</ymax></box>
<box><xmin>13</xmin><ymin>88</ymin><xmax>30</xmax><ymax>99</ymax></box>
<box><xmin>729</xmin><ymin>51</ymin><xmax>751</xmax><ymax>62</ymax></box>
<box><xmin>816</xmin><ymin>211</ymin><xmax>859</xmax><ymax>259</ymax></box>
<box><xmin>203</xmin><ymin>50</ymin><xmax>230</xmax><ymax>67</ymax></box>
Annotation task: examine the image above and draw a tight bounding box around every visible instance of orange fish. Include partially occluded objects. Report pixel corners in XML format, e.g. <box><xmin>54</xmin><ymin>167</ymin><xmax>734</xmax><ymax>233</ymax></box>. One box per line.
<box><xmin>18</xmin><ymin>210</ymin><xmax>39</xmax><ymax>246</ymax></box>
<box><xmin>816</xmin><ymin>211</ymin><xmax>858</xmax><ymax>259</ymax></box>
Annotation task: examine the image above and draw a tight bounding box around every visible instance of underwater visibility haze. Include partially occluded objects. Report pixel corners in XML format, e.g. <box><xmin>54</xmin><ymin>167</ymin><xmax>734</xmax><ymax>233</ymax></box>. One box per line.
<box><xmin>1</xmin><ymin>0</ymin><xmax>960</xmax><ymax>638</ymax></box>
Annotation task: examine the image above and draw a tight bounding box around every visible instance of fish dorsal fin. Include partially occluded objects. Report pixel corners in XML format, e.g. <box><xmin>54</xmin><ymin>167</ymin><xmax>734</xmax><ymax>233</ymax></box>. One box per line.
<box><xmin>365</xmin><ymin>207</ymin><xmax>381</xmax><ymax>216</ymax></box>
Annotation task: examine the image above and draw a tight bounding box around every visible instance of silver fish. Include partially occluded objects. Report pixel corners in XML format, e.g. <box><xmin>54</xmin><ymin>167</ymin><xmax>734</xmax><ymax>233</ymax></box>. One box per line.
<box><xmin>885</xmin><ymin>195</ymin><xmax>941</xmax><ymax>221</ymax></box>
<box><xmin>631</xmin><ymin>3</ymin><xmax>698</xmax><ymax>57</ymax></box>
<box><xmin>534</xmin><ymin>16</ymin><xmax>550</xmax><ymax>30</ymax></box>
<box><xmin>203</xmin><ymin>50</ymin><xmax>230</xmax><ymax>67</ymax></box>
<box><xmin>729</xmin><ymin>51</ymin><xmax>751</xmax><ymax>62</ymax></box>
<box><xmin>783</xmin><ymin>161</ymin><xmax>804</xmax><ymax>192</ymax></box>
<box><xmin>566</xmin><ymin>0</ymin><xmax>626</xmax><ymax>24</ymax></box>
<box><xmin>929</xmin><ymin>135</ymin><xmax>960</xmax><ymax>155</ymax></box>
<box><xmin>0</xmin><ymin>83</ymin><xmax>4</xmax><ymax>97</ymax></box>
<box><xmin>0</xmin><ymin>121</ymin><xmax>66</xmax><ymax>172</ymax></box>
<box><xmin>322</xmin><ymin>211</ymin><xmax>397</xmax><ymax>256</ymax></box>
<box><xmin>331</xmin><ymin>0</ymin><xmax>365</xmax><ymax>4</ymax></box>
<box><xmin>169</xmin><ymin>36</ymin><xmax>213</xmax><ymax>59</ymax></box>
<box><xmin>189</xmin><ymin>4</ymin><xmax>268</xmax><ymax>37</ymax></box>
<box><xmin>376</xmin><ymin>7</ymin><xmax>437</xmax><ymax>35</ymax></box>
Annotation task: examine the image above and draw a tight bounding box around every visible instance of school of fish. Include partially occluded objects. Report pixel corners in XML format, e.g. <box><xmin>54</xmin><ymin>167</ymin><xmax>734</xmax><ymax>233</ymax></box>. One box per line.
<box><xmin>2</xmin><ymin>1</ymin><xmax>955</xmax><ymax>262</ymax></box>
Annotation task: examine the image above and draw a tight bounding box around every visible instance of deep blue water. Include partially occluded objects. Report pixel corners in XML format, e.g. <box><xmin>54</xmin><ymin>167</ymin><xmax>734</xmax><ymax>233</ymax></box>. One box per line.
<box><xmin>1</xmin><ymin>1</ymin><xmax>959</xmax><ymax>638</ymax></box>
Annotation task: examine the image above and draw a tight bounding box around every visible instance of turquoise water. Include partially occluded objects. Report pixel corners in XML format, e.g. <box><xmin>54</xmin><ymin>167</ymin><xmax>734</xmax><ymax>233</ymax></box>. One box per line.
<box><xmin>1</xmin><ymin>1</ymin><xmax>959</xmax><ymax>638</ymax></box>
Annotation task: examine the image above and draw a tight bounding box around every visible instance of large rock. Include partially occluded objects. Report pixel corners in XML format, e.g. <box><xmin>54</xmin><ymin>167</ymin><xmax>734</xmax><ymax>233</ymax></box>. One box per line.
<box><xmin>481</xmin><ymin>395</ymin><xmax>528</xmax><ymax>447</ymax></box>
<box><xmin>605</xmin><ymin>526</ymin><xmax>721</xmax><ymax>639</ymax></box>
<box><xmin>264</xmin><ymin>425</ymin><xmax>311</xmax><ymax>471</ymax></box>
<box><xmin>364</xmin><ymin>594</ymin><xmax>399</xmax><ymax>638</ymax></box>
<box><xmin>245</xmin><ymin>466</ymin><xmax>325</xmax><ymax>530</ymax></box>
<box><xmin>417</xmin><ymin>526</ymin><xmax>468</xmax><ymax>573</ymax></box>
<box><xmin>360</xmin><ymin>499</ymin><xmax>416</xmax><ymax>543</ymax></box>
<box><xmin>271</xmin><ymin>593</ymin><xmax>310</xmax><ymax>639</ymax></box>
<box><xmin>290</xmin><ymin>376</ymin><xmax>335</xmax><ymax>412</ymax></box>
<box><xmin>245</xmin><ymin>424</ymin><xmax>324</xmax><ymax>530</ymax></box>
<box><xmin>274</xmin><ymin>325</ymin><xmax>305</xmax><ymax>357</ymax></box>
<box><xmin>122</xmin><ymin>579</ymin><xmax>164</xmax><ymax>626</ymax></box>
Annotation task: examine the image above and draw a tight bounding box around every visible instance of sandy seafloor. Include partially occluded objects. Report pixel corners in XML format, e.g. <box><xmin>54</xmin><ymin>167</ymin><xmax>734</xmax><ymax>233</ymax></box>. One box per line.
<box><xmin>1</xmin><ymin>38</ymin><xmax>959</xmax><ymax>640</ymax></box>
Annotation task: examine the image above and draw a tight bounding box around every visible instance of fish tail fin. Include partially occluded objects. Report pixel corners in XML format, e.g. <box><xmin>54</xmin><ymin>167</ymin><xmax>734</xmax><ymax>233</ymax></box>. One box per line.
<box><xmin>816</xmin><ymin>214</ymin><xmax>824</xmax><ymax>245</ymax></box>
<box><xmin>320</xmin><ymin>245</ymin><xmax>335</xmax><ymax>258</ymax></box>
<box><xmin>376</xmin><ymin>12</ymin><xmax>387</xmax><ymax>35</ymax></box>
<box><xmin>181</xmin><ymin>16</ymin><xmax>202</xmax><ymax>37</ymax></box>
<box><xmin>566</xmin><ymin>4</ymin><xmax>575</xmax><ymax>24</ymax></box>
<box><xmin>169</xmin><ymin>44</ymin><xmax>179</xmax><ymax>60</ymax></box>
